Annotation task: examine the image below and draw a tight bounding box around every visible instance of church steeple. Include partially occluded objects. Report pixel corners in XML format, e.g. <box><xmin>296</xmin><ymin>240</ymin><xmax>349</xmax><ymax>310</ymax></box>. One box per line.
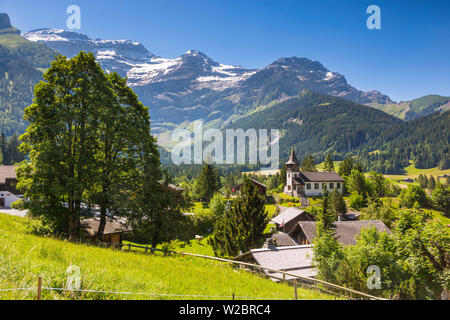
<box><xmin>286</xmin><ymin>148</ymin><xmax>300</xmax><ymax>172</ymax></box>
<box><xmin>286</xmin><ymin>147</ymin><xmax>299</xmax><ymax>165</ymax></box>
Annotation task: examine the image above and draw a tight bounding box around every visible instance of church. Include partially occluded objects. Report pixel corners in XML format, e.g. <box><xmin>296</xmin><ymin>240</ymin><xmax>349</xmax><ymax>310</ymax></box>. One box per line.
<box><xmin>284</xmin><ymin>148</ymin><xmax>344</xmax><ymax>200</ymax></box>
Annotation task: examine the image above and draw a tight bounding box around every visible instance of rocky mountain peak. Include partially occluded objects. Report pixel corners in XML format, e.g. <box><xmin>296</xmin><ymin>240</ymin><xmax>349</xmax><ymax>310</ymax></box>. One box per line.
<box><xmin>0</xmin><ymin>13</ymin><xmax>20</xmax><ymax>34</ymax></box>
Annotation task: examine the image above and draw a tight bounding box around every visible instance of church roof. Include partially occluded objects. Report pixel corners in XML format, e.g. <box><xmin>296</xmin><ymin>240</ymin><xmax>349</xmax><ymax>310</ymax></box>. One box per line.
<box><xmin>297</xmin><ymin>171</ymin><xmax>344</xmax><ymax>182</ymax></box>
<box><xmin>286</xmin><ymin>148</ymin><xmax>299</xmax><ymax>165</ymax></box>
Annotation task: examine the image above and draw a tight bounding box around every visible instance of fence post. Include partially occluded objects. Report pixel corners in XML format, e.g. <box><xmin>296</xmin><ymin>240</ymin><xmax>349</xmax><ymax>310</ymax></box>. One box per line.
<box><xmin>145</xmin><ymin>246</ymin><xmax>148</xmax><ymax>254</ymax></box>
<box><xmin>128</xmin><ymin>243</ymin><xmax>131</xmax><ymax>251</ymax></box>
<box><xmin>294</xmin><ymin>279</ymin><xmax>298</xmax><ymax>300</ymax></box>
<box><xmin>37</xmin><ymin>276</ymin><xmax>42</xmax><ymax>300</ymax></box>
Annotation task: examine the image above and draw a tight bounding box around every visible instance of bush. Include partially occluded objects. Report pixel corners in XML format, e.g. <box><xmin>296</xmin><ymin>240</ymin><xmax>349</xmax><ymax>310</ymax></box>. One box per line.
<box><xmin>349</xmin><ymin>192</ymin><xmax>365</xmax><ymax>210</ymax></box>
<box><xmin>399</xmin><ymin>185</ymin><xmax>428</xmax><ymax>208</ymax></box>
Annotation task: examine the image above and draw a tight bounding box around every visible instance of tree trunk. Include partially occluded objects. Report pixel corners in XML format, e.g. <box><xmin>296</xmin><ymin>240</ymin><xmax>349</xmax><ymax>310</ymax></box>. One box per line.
<box><xmin>97</xmin><ymin>205</ymin><xmax>107</xmax><ymax>242</ymax></box>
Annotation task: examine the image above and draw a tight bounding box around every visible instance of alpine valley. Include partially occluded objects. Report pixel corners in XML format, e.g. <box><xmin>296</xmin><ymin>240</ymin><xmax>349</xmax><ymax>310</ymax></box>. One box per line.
<box><xmin>0</xmin><ymin>13</ymin><xmax>449</xmax><ymax>172</ymax></box>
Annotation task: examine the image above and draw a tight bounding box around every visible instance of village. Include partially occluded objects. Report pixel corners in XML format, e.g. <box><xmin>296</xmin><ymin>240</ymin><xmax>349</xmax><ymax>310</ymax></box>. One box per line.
<box><xmin>2</xmin><ymin>145</ymin><xmax>448</xmax><ymax>299</ymax></box>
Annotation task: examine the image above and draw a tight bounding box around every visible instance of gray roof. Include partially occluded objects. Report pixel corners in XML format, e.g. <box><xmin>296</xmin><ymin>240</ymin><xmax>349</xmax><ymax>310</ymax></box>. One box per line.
<box><xmin>271</xmin><ymin>207</ymin><xmax>311</xmax><ymax>225</ymax></box>
<box><xmin>291</xmin><ymin>220</ymin><xmax>391</xmax><ymax>245</ymax></box>
<box><xmin>248</xmin><ymin>245</ymin><xmax>316</xmax><ymax>280</ymax></box>
<box><xmin>298</xmin><ymin>171</ymin><xmax>344</xmax><ymax>182</ymax></box>
<box><xmin>82</xmin><ymin>217</ymin><xmax>132</xmax><ymax>236</ymax></box>
<box><xmin>286</xmin><ymin>148</ymin><xmax>299</xmax><ymax>165</ymax></box>
<box><xmin>270</xmin><ymin>233</ymin><xmax>297</xmax><ymax>247</ymax></box>
<box><xmin>0</xmin><ymin>166</ymin><xmax>16</xmax><ymax>184</ymax></box>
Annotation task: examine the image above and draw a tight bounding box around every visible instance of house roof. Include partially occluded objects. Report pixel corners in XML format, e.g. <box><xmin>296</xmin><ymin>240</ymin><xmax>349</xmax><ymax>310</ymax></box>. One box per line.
<box><xmin>270</xmin><ymin>233</ymin><xmax>298</xmax><ymax>247</ymax></box>
<box><xmin>236</xmin><ymin>178</ymin><xmax>267</xmax><ymax>190</ymax></box>
<box><xmin>237</xmin><ymin>245</ymin><xmax>316</xmax><ymax>280</ymax></box>
<box><xmin>298</xmin><ymin>171</ymin><xmax>344</xmax><ymax>182</ymax></box>
<box><xmin>271</xmin><ymin>207</ymin><xmax>312</xmax><ymax>225</ymax></box>
<box><xmin>0</xmin><ymin>166</ymin><xmax>17</xmax><ymax>184</ymax></box>
<box><xmin>82</xmin><ymin>217</ymin><xmax>132</xmax><ymax>237</ymax></box>
<box><xmin>290</xmin><ymin>220</ymin><xmax>391</xmax><ymax>246</ymax></box>
<box><xmin>286</xmin><ymin>148</ymin><xmax>299</xmax><ymax>165</ymax></box>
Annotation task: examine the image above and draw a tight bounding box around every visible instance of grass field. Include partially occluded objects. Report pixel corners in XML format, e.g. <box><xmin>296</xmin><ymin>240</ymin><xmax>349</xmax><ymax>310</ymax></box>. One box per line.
<box><xmin>381</xmin><ymin>163</ymin><xmax>450</xmax><ymax>181</ymax></box>
<box><xmin>0</xmin><ymin>213</ymin><xmax>334</xmax><ymax>300</ymax></box>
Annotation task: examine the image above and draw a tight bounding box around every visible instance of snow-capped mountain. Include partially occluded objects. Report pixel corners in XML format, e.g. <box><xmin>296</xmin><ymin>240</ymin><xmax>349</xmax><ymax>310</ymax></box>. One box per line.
<box><xmin>23</xmin><ymin>28</ymin><xmax>393</xmax><ymax>126</ymax></box>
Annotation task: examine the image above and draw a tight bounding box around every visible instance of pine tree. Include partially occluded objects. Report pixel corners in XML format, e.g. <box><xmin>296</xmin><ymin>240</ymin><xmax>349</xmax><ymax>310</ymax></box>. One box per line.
<box><xmin>324</xmin><ymin>153</ymin><xmax>335</xmax><ymax>172</ymax></box>
<box><xmin>301</xmin><ymin>154</ymin><xmax>317</xmax><ymax>172</ymax></box>
<box><xmin>209</xmin><ymin>179</ymin><xmax>268</xmax><ymax>257</ymax></box>
<box><xmin>196</xmin><ymin>163</ymin><xmax>220</xmax><ymax>202</ymax></box>
<box><xmin>312</xmin><ymin>190</ymin><xmax>344</xmax><ymax>282</ymax></box>
<box><xmin>428</xmin><ymin>175</ymin><xmax>436</xmax><ymax>190</ymax></box>
<box><xmin>330</xmin><ymin>189</ymin><xmax>347</xmax><ymax>216</ymax></box>
<box><xmin>338</xmin><ymin>157</ymin><xmax>354</xmax><ymax>177</ymax></box>
<box><xmin>432</xmin><ymin>183</ymin><xmax>450</xmax><ymax>217</ymax></box>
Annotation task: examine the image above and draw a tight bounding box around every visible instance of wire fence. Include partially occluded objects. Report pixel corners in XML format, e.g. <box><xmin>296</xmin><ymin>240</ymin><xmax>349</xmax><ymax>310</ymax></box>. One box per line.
<box><xmin>0</xmin><ymin>241</ymin><xmax>387</xmax><ymax>300</ymax></box>
<box><xmin>0</xmin><ymin>285</ymin><xmax>292</xmax><ymax>300</ymax></box>
<box><xmin>97</xmin><ymin>241</ymin><xmax>386</xmax><ymax>300</ymax></box>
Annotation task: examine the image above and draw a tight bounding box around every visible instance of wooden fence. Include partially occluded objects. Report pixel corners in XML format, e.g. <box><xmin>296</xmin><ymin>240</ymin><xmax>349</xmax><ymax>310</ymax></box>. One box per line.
<box><xmin>98</xmin><ymin>241</ymin><xmax>387</xmax><ymax>300</ymax></box>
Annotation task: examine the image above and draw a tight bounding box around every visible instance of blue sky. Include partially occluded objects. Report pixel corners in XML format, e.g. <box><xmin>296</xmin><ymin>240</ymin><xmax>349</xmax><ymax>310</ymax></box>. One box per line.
<box><xmin>1</xmin><ymin>0</ymin><xmax>449</xmax><ymax>101</ymax></box>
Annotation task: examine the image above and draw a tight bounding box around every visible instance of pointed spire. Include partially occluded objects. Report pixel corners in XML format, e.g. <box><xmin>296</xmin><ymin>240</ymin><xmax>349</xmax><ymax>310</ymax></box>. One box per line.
<box><xmin>286</xmin><ymin>147</ymin><xmax>299</xmax><ymax>165</ymax></box>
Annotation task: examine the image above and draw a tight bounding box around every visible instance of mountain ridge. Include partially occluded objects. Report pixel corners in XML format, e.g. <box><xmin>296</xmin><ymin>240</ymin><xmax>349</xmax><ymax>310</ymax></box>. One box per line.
<box><xmin>23</xmin><ymin>27</ymin><xmax>395</xmax><ymax>126</ymax></box>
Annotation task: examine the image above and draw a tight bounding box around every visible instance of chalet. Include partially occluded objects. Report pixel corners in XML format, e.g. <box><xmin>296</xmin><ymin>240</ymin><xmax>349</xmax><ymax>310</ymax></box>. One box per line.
<box><xmin>235</xmin><ymin>244</ymin><xmax>316</xmax><ymax>281</ymax></box>
<box><xmin>284</xmin><ymin>149</ymin><xmax>344</xmax><ymax>200</ymax></box>
<box><xmin>82</xmin><ymin>217</ymin><xmax>132</xmax><ymax>244</ymax></box>
<box><xmin>267</xmin><ymin>233</ymin><xmax>297</xmax><ymax>247</ymax></box>
<box><xmin>289</xmin><ymin>220</ymin><xmax>391</xmax><ymax>245</ymax></box>
<box><xmin>0</xmin><ymin>166</ymin><xmax>20</xmax><ymax>208</ymax></box>
<box><xmin>0</xmin><ymin>166</ymin><xmax>18</xmax><ymax>193</ymax></box>
<box><xmin>234</xmin><ymin>178</ymin><xmax>267</xmax><ymax>196</ymax></box>
<box><xmin>270</xmin><ymin>207</ymin><xmax>315</xmax><ymax>233</ymax></box>
<box><xmin>400</xmin><ymin>178</ymin><xmax>414</xmax><ymax>183</ymax></box>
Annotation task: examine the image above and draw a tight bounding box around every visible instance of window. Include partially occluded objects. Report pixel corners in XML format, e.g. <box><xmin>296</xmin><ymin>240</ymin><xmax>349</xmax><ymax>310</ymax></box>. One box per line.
<box><xmin>337</xmin><ymin>183</ymin><xmax>341</xmax><ymax>189</ymax></box>
<box><xmin>330</xmin><ymin>183</ymin><xmax>334</xmax><ymax>189</ymax></box>
<box><xmin>288</xmin><ymin>174</ymin><xmax>290</xmax><ymax>178</ymax></box>
<box><xmin>322</xmin><ymin>183</ymin><xmax>326</xmax><ymax>190</ymax></box>
<box><xmin>306</xmin><ymin>183</ymin><xmax>311</xmax><ymax>190</ymax></box>
<box><xmin>314</xmin><ymin>183</ymin><xmax>319</xmax><ymax>189</ymax></box>
<box><xmin>288</xmin><ymin>185</ymin><xmax>291</xmax><ymax>190</ymax></box>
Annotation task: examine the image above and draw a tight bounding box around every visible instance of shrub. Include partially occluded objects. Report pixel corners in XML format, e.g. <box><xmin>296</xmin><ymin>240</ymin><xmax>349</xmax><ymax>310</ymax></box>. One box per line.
<box><xmin>349</xmin><ymin>192</ymin><xmax>365</xmax><ymax>210</ymax></box>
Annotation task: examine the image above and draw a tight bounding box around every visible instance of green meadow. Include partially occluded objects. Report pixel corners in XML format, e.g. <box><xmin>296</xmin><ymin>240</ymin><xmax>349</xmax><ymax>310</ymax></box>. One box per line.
<box><xmin>0</xmin><ymin>213</ymin><xmax>334</xmax><ymax>300</ymax></box>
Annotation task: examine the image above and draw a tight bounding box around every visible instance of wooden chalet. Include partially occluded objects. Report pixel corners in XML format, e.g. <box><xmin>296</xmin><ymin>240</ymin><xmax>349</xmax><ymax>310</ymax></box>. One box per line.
<box><xmin>270</xmin><ymin>207</ymin><xmax>315</xmax><ymax>233</ymax></box>
<box><xmin>234</xmin><ymin>178</ymin><xmax>267</xmax><ymax>196</ymax></box>
<box><xmin>289</xmin><ymin>220</ymin><xmax>391</xmax><ymax>245</ymax></box>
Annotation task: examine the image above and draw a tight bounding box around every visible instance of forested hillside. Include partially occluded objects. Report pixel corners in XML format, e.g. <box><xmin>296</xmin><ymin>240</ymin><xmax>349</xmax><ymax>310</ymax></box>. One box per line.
<box><xmin>357</xmin><ymin>111</ymin><xmax>450</xmax><ymax>173</ymax></box>
<box><xmin>225</xmin><ymin>91</ymin><xmax>449</xmax><ymax>173</ymax></box>
<box><xmin>0</xmin><ymin>26</ymin><xmax>57</xmax><ymax>136</ymax></box>
<box><xmin>227</xmin><ymin>90</ymin><xmax>403</xmax><ymax>162</ymax></box>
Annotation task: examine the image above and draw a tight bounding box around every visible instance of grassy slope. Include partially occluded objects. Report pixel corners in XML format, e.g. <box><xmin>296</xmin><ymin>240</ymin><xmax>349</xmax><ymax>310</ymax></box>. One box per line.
<box><xmin>0</xmin><ymin>213</ymin><xmax>333</xmax><ymax>300</ymax></box>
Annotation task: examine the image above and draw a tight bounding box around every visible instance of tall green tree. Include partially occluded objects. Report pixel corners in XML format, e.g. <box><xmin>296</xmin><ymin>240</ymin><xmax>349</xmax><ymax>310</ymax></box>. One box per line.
<box><xmin>399</xmin><ymin>185</ymin><xmax>428</xmax><ymax>208</ymax></box>
<box><xmin>432</xmin><ymin>183</ymin><xmax>450</xmax><ymax>217</ymax></box>
<box><xmin>209</xmin><ymin>179</ymin><xmax>268</xmax><ymax>257</ymax></box>
<box><xmin>330</xmin><ymin>189</ymin><xmax>347</xmax><ymax>217</ymax></box>
<box><xmin>301</xmin><ymin>154</ymin><xmax>317</xmax><ymax>172</ymax></box>
<box><xmin>312</xmin><ymin>190</ymin><xmax>344</xmax><ymax>283</ymax></box>
<box><xmin>428</xmin><ymin>175</ymin><xmax>436</xmax><ymax>190</ymax></box>
<box><xmin>18</xmin><ymin>52</ymin><xmax>108</xmax><ymax>239</ymax></box>
<box><xmin>196</xmin><ymin>163</ymin><xmax>220</xmax><ymax>202</ymax></box>
<box><xmin>323</xmin><ymin>153</ymin><xmax>335</xmax><ymax>172</ymax></box>
<box><xmin>88</xmin><ymin>72</ymin><xmax>152</xmax><ymax>239</ymax></box>
<box><xmin>124</xmin><ymin>134</ymin><xmax>192</xmax><ymax>248</ymax></box>
<box><xmin>348</xmin><ymin>169</ymin><xmax>368</xmax><ymax>201</ymax></box>
<box><xmin>338</xmin><ymin>157</ymin><xmax>354</xmax><ymax>177</ymax></box>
